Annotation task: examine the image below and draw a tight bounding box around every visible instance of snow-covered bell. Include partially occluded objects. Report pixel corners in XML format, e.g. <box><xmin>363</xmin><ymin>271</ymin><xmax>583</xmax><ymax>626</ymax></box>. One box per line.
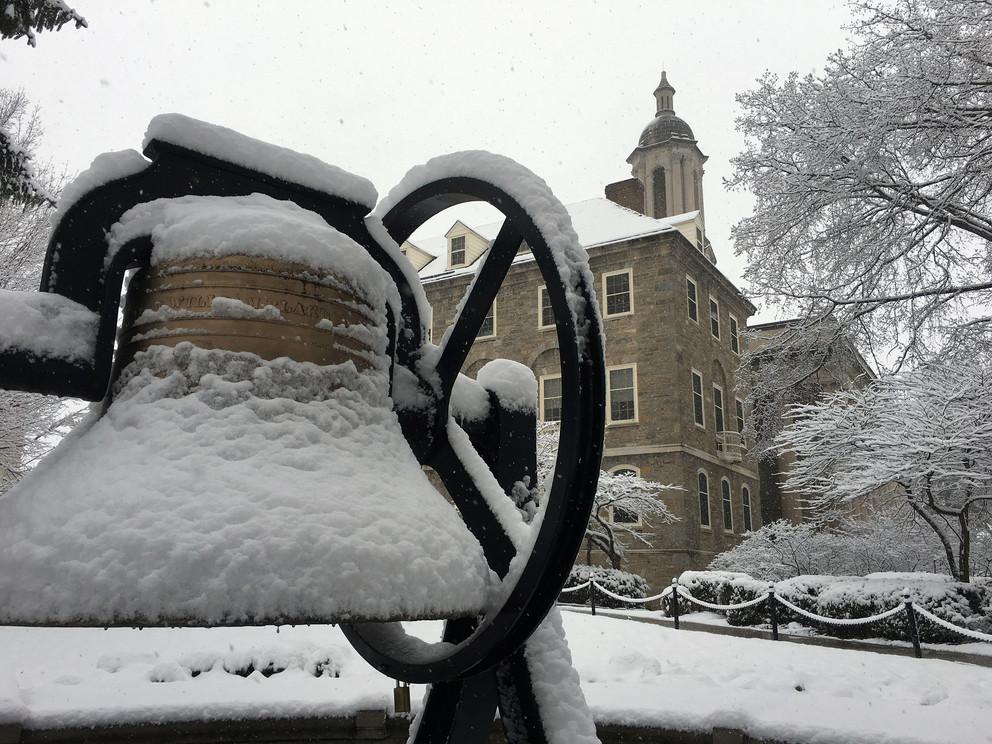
<box><xmin>0</xmin><ymin>195</ymin><xmax>493</xmax><ymax>627</ymax></box>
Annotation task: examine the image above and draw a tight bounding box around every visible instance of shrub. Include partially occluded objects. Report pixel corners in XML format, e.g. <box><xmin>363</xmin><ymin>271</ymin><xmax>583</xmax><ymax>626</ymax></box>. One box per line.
<box><xmin>559</xmin><ymin>565</ymin><xmax>649</xmax><ymax>609</ymax></box>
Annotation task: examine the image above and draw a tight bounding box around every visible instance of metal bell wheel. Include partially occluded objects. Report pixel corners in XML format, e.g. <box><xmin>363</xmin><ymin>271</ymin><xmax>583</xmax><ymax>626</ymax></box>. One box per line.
<box><xmin>0</xmin><ymin>115</ymin><xmax>606</xmax><ymax>744</ymax></box>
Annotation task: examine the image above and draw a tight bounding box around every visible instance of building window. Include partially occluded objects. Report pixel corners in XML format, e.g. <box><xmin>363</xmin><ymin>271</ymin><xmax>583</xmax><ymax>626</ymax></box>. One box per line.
<box><xmin>721</xmin><ymin>479</ymin><xmax>734</xmax><ymax>532</ymax></box>
<box><xmin>686</xmin><ymin>276</ymin><xmax>698</xmax><ymax>323</ymax></box>
<box><xmin>608</xmin><ymin>365</ymin><xmax>637</xmax><ymax>423</ymax></box>
<box><xmin>729</xmin><ymin>314</ymin><xmax>740</xmax><ymax>354</ymax></box>
<box><xmin>478</xmin><ymin>300</ymin><xmax>496</xmax><ymax>339</ymax></box>
<box><xmin>450</xmin><ymin>235</ymin><xmax>466</xmax><ymax>267</ymax></box>
<box><xmin>603</xmin><ymin>269</ymin><xmax>633</xmax><ymax>317</ymax></box>
<box><xmin>709</xmin><ymin>297</ymin><xmax>720</xmax><ymax>339</ymax></box>
<box><xmin>698</xmin><ymin>471</ymin><xmax>710</xmax><ymax>528</ymax></box>
<box><xmin>540</xmin><ymin>375</ymin><xmax>562</xmax><ymax>422</ymax></box>
<box><xmin>713</xmin><ymin>384</ymin><xmax>725</xmax><ymax>433</ymax></box>
<box><xmin>691</xmin><ymin>370</ymin><xmax>704</xmax><ymax>427</ymax></box>
<box><xmin>735</xmin><ymin>398</ymin><xmax>746</xmax><ymax>445</ymax></box>
<box><xmin>538</xmin><ymin>287</ymin><xmax>554</xmax><ymax>329</ymax></box>
<box><xmin>695</xmin><ymin>227</ymin><xmax>704</xmax><ymax>252</ymax></box>
<box><xmin>742</xmin><ymin>486</ymin><xmax>753</xmax><ymax>532</ymax></box>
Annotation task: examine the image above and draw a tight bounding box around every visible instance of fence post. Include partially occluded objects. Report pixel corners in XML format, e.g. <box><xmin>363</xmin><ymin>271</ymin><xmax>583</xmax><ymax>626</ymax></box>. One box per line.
<box><xmin>586</xmin><ymin>538</ymin><xmax>596</xmax><ymax>616</ymax></box>
<box><xmin>903</xmin><ymin>588</ymin><xmax>922</xmax><ymax>659</ymax></box>
<box><xmin>670</xmin><ymin>578</ymin><xmax>680</xmax><ymax>630</ymax></box>
<box><xmin>767</xmin><ymin>582</ymin><xmax>779</xmax><ymax>641</ymax></box>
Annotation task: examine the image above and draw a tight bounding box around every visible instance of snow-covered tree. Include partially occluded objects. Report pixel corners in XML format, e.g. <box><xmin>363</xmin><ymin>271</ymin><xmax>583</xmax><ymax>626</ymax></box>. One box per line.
<box><xmin>709</xmin><ymin>515</ymin><xmax>953</xmax><ymax>580</ymax></box>
<box><xmin>537</xmin><ymin>422</ymin><xmax>679</xmax><ymax>569</ymax></box>
<box><xmin>731</xmin><ymin>0</ymin><xmax>992</xmax><ymax>383</ymax></box>
<box><xmin>0</xmin><ymin>88</ymin><xmax>76</xmax><ymax>493</ymax></box>
<box><xmin>0</xmin><ymin>0</ymin><xmax>86</xmax><ymax>47</ymax></box>
<box><xmin>775</xmin><ymin>362</ymin><xmax>992</xmax><ymax>582</ymax></box>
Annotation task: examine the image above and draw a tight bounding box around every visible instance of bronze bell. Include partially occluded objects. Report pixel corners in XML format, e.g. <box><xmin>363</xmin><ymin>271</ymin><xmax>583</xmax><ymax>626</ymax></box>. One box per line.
<box><xmin>0</xmin><ymin>194</ymin><xmax>493</xmax><ymax>628</ymax></box>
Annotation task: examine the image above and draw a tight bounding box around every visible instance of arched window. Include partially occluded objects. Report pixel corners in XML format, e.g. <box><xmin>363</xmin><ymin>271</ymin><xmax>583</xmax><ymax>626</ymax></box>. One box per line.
<box><xmin>697</xmin><ymin>471</ymin><xmax>710</xmax><ymax>528</ymax></box>
<box><xmin>721</xmin><ymin>478</ymin><xmax>733</xmax><ymax>532</ymax></box>
<box><xmin>742</xmin><ymin>486</ymin><xmax>753</xmax><ymax>532</ymax></box>
<box><xmin>653</xmin><ymin>168</ymin><xmax>667</xmax><ymax>218</ymax></box>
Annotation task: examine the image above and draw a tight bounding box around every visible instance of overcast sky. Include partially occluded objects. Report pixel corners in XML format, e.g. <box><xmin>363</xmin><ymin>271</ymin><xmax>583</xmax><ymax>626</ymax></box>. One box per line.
<box><xmin>3</xmin><ymin>0</ymin><xmax>853</xmax><ymax>307</ymax></box>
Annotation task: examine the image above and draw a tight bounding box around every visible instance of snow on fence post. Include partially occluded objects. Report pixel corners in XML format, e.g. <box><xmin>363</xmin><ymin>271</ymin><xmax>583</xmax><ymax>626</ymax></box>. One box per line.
<box><xmin>902</xmin><ymin>588</ymin><xmax>922</xmax><ymax>659</ymax></box>
<box><xmin>766</xmin><ymin>582</ymin><xmax>779</xmax><ymax>641</ymax></box>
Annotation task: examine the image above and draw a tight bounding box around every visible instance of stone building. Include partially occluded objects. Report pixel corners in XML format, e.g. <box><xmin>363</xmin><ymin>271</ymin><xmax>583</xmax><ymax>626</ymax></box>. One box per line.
<box><xmin>400</xmin><ymin>73</ymin><xmax>760</xmax><ymax>590</ymax></box>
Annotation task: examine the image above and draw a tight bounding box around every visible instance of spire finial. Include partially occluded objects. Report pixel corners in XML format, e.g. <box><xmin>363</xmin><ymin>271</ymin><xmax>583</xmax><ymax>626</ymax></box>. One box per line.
<box><xmin>654</xmin><ymin>70</ymin><xmax>675</xmax><ymax>115</ymax></box>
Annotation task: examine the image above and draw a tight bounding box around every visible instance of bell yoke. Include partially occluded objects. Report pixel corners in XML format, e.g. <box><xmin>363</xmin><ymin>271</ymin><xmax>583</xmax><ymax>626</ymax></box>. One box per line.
<box><xmin>0</xmin><ymin>115</ymin><xmax>606</xmax><ymax>743</ymax></box>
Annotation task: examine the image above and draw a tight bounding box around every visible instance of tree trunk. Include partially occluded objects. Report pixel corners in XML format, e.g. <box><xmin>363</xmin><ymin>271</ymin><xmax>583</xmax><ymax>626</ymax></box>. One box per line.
<box><xmin>958</xmin><ymin>508</ymin><xmax>971</xmax><ymax>583</ymax></box>
<box><xmin>908</xmin><ymin>499</ymin><xmax>961</xmax><ymax>580</ymax></box>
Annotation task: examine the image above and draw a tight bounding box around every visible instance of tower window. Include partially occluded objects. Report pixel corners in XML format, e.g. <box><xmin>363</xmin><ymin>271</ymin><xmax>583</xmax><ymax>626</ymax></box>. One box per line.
<box><xmin>653</xmin><ymin>168</ymin><xmax>667</xmax><ymax>218</ymax></box>
<box><xmin>729</xmin><ymin>314</ymin><xmax>740</xmax><ymax>354</ymax></box>
<box><xmin>709</xmin><ymin>297</ymin><xmax>720</xmax><ymax>339</ymax></box>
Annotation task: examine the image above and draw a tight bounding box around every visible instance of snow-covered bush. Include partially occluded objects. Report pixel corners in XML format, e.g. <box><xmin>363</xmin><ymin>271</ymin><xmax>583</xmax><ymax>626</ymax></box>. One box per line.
<box><xmin>677</xmin><ymin>570</ymin><xmax>752</xmax><ymax>605</ymax></box>
<box><xmin>560</xmin><ymin>565</ymin><xmax>649</xmax><ymax>609</ymax></box>
<box><xmin>679</xmin><ymin>570</ymin><xmax>992</xmax><ymax>644</ymax></box>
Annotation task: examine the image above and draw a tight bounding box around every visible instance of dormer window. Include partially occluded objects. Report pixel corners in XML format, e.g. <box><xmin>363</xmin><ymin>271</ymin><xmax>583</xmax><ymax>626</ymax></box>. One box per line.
<box><xmin>450</xmin><ymin>235</ymin><xmax>466</xmax><ymax>268</ymax></box>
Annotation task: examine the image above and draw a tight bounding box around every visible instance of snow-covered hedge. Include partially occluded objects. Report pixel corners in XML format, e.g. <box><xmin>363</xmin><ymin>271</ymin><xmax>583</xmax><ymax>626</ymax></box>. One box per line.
<box><xmin>560</xmin><ymin>566</ymin><xmax>649</xmax><ymax>609</ymax></box>
<box><xmin>677</xmin><ymin>570</ymin><xmax>992</xmax><ymax>644</ymax></box>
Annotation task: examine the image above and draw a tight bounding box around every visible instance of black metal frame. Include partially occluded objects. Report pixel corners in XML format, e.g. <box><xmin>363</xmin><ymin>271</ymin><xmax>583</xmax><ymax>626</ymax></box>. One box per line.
<box><xmin>0</xmin><ymin>136</ymin><xmax>606</xmax><ymax>744</ymax></box>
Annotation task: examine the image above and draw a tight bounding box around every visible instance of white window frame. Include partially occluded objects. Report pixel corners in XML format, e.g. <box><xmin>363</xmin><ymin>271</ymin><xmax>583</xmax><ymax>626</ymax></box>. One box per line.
<box><xmin>697</xmin><ymin>469</ymin><xmax>711</xmax><ymax>529</ymax></box>
<box><xmin>742</xmin><ymin>485</ymin><xmax>753</xmax><ymax>532</ymax></box>
<box><xmin>686</xmin><ymin>275</ymin><xmax>699</xmax><ymax>324</ymax></box>
<box><xmin>735</xmin><ymin>397</ymin><xmax>746</xmax><ymax>444</ymax></box>
<box><xmin>691</xmin><ymin>369</ymin><xmax>705</xmax><ymax>429</ymax></box>
<box><xmin>607</xmin><ymin>465</ymin><xmax>643</xmax><ymax>526</ymax></box>
<box><xmin>729</xmin><ymin>313</ymin><xmax>740</xmax><ymax>355</ymax></box>
<box><xmin>709</xmin><ymin>295</ymin><xmax>721</xmax><ymax>340</ymax></box>
<box><xmin>539</xmin><ymin>373</ymin><xmax>563</xmax><ymax>423</ymax></box>
<box><xmin>449</xmin><ymin>235</ymin><xmax>467</xmax><ymax>268</ymax></box>
<box><xmin>606</xmin><ymin>364</ymin><xmax>639</xmax><ymax>425</ymax></box>
<box><xmin>537</xmin><ymin>286</ymin><xmax>555</xmax><ymax>330</ymax></box>
<box><xmin>721</xmin><ymin>477</ymin><xmax>734</xmax><ymax>533</ymax></box>
<box><xmin>602</xmin><ymin>268</ymin><xmax>634</xmax><ymax>319</ymax></box>
<box><xmin>477</xmin><ymin>299</ymin><xmax>497</xmax><ymax>340</ymax></box>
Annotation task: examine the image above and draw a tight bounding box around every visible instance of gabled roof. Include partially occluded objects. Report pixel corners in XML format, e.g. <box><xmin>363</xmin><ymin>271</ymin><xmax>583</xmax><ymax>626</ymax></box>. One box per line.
<box><xmin>408</xmin><ymin>197</ymin><xmax>696</xmax><ymax>280</ymax></box>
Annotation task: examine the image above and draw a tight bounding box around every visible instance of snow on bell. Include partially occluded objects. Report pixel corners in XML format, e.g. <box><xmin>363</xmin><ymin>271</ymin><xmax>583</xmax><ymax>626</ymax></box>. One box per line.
<box><xmin>0</xmin><ymin>120</ymin><xmax>494</xmax><ymax>628</ymax></box>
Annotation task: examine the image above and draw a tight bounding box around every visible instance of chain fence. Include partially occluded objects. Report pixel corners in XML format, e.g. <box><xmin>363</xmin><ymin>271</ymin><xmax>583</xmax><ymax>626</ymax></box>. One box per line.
<box><xmin>560</xmin><ymin>579</ymin><xmax>992</xmax><ymax>657</ymax></box>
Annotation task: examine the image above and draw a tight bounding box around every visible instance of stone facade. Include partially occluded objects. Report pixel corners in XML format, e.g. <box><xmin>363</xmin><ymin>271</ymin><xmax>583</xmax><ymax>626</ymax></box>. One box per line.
<box><xmin>405</xmin><ymin>73</ymin><xmax>761</xmax><ymax>592</ymax></box>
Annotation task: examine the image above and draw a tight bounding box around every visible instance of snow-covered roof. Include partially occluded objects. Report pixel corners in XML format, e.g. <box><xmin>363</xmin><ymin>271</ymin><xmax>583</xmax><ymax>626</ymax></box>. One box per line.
<box><xmin>407</xmin><ymin>198</ymin><xmax>697</xmax><ymax>281</ymax></box>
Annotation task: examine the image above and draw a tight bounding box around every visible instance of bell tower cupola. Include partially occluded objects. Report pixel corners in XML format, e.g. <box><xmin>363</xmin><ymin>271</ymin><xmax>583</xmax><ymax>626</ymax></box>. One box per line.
<box><xmin>624</xmin><ymin>71</ymin><xmax>708</xmax><ymax>226</ymax></box>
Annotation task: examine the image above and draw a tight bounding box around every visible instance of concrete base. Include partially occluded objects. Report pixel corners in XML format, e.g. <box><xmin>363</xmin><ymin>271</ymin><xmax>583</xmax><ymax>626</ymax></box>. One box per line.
<box><xmin>9</xmin><ymin>714</ymin><xmax>790</xmax><ymax>744</ymax></box>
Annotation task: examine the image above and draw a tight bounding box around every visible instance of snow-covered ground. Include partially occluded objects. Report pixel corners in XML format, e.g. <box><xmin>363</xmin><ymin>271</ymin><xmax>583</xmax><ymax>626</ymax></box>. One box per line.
<box><xmin>1</xmin><ymin>611</ymin><xmax>988</xmax><ymax>743</ymax></box>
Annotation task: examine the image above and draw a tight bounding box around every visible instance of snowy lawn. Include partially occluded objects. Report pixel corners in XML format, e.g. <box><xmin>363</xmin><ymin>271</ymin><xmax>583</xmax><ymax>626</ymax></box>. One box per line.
<box><xmin>1</xmin><ymin>611</ymin><xmax>989</xmax><ymax>743</ymax></box>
